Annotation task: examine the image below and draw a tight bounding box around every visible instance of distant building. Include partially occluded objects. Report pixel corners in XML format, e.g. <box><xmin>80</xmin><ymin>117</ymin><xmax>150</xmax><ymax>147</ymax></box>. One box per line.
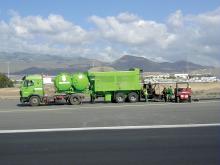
<box><xmin>174</xmin><ymin>74</ymin><xmax>189</xmax><ymax>79</ymax></box>
<box><xmin>189</xmin><ymin>74</ymin><xmax>217</xmax><ymax>82</ymax></box>
<box><xmin>143</xmin><ymin>72</ymin><xmax>218</xmax><ymax>83</ymax></box>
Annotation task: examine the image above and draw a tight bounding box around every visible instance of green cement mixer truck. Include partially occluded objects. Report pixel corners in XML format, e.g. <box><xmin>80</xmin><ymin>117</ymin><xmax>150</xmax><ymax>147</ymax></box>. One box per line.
<box><xmin>20</xmin><ymin>68</ymin><xmax>144</xmax><ymax>106</ymax></box>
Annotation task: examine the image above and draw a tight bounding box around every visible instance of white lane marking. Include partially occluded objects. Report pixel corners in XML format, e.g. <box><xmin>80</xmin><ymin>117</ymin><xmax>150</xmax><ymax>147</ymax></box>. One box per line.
<box><xmin>1</xmin><ymin>123</ymin><xmax>220</xmax><ymax>134</ymax></box>
<box><xmin>0</xmin><ymin>100</ymin><xmax>219</xmax><ymax>113</ymax></box>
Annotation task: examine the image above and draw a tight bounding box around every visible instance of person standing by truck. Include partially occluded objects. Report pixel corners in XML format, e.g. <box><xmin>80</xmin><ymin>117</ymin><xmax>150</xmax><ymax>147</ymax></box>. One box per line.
<box><xmin>162</xmin><ymin>87</ymin><xmax>167</xmax><ymax>102</ymax></box>
<box><xmin>143</xmin><ymin>88</ymin><xmax>148</xmax><ymax>102</ymax></box>
<box><xmin>167</xmin><ymin>86</ymin><xmax>174</xmax><ymax>102</ymax></box>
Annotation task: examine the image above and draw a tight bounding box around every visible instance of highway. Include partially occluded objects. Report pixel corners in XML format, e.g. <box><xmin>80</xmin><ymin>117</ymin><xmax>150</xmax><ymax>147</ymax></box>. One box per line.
<box><xmin>0</xmin><ymin>126</ymin><xmax>220</xmax><ymax>165</ymax></box>
<box><xmin>0</xmin><ymin>100</ymin><xmax>220</xmax><ymax>164</ymax></box>
<box><xmin>0</xmin><ymin>100</ymin><xmax>219</xmax><ymax>129</ymax></box>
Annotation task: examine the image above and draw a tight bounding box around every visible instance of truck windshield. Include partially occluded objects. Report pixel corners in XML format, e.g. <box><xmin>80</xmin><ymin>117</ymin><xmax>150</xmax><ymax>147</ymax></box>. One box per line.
<box><xmin>23</xmin><ymin>80</ymin><xmax>34</xmax><ymax>87</ymax></box>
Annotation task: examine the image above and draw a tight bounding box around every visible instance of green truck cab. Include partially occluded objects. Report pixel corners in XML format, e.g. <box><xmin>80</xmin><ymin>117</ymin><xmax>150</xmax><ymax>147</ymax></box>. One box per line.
<box><xmin>20</xmin><ymin>75</ymin><xmax>44</xmax><ymax>104</ymax></box>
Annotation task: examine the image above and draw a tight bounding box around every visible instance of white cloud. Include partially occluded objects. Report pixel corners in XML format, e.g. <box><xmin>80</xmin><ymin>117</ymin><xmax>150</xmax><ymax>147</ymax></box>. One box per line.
<box><xmin>0</xmin><ymin>13</ymin><xmax>90</xmax><ymax>55</ymax></box>
<box><xmin>10</xmin><ymin>14</ymin><xmax>89</xmax><ymax>44</ymax></box>
<box><xmin>165</xmin><ymin>7</ymin><xmax>220</xmax><ymax>66</ymax></box>
<box><xmin>116</xmin><ymin>12</ymin><xmax>139</xmax><ymax>22</ymax></box>
<box><xmin>89</xmin><ymin>13</ymin><xmax>176</xmax><ymax>48</ymax></box>
<box><xmin>0</xmin><ymin>8</ymin><xmax>220</xmax><ymax>66</ymax></box>
<box><xmin>89</xmin><ymin>10</ymin><xmax>220</xmax><ymax>66</ymax></box>
<box><xmin>167</xmin><ymin>10</ymin><xmax>184</xmax><ymax>28</ymax></box>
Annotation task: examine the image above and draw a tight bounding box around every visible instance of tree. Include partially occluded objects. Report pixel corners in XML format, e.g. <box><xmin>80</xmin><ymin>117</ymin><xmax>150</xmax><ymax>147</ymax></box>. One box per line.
<box><xmin>0</xmin><ymin>73</ymin><xmax>14</xmax><ymax>88</ymax></box>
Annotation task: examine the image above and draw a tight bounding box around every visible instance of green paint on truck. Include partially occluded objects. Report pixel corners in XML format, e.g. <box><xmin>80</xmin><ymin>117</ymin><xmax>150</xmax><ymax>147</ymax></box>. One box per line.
<box><xmin>20</xmin><ymin>68</ymin><xmax>145</xmax><ymax>106</ymax></box>
<box><xmin>88</xmin><ymin>68</ymin><xmax>141</xmax><ymax>92</ymax></box>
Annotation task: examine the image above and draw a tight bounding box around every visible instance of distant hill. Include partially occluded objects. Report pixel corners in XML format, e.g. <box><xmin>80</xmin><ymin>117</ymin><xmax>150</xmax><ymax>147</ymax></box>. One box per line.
<box><xmin>13</xmin><ymin>67</ymin><xmax>90</xmax><ymax>75</ymax></box>
<box><xmin>111</xmin><ymin>55</ymin><xmax>207</xmax><ymax>72</ymax></box>
<box><xmin>111</xmin><ymin>55</ymin><xmax>160</xmax><ymax>72</ymax></box>
<box><xmin>0</xmin><ymin>52</ymin><xmax>210</xmax><ymax>75</ymax></box>
<box><xmin>0</xmin><ymin>52</ymin><xmax>106</xmax><ymax>74</ymax></box>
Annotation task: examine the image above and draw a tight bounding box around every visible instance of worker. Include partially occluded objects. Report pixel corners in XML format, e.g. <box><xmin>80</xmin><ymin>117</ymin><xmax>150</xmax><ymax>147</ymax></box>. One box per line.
<box><xmin>162</xmin><ymin>87</ymin><xmax>167</xmax><ymax>102</ymax></box>
<box><xmin>167</xmin><ymin>86</ymin><xmax>174</xmax><ymax>102</ymax></box>
<box><xmin>90</xmin><ymin>94</ymin><xmax>95</xmax><ymax>104</ymax></box>
<box><xmin>148</xmin><ymin>82</ymin><xmax>152</xmax><ymax>94</ymax></box>
<box><xmin>143</xmin><ymin>88</ymin><xmax>148</xmax><ymax>102</ymax></box>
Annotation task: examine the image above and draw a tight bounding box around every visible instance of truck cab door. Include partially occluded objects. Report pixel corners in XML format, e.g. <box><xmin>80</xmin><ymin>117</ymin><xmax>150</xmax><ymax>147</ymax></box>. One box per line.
<box><xmin>21</xmin><ymin>80</ymin><xmax>34</xmax><ymax>97</ymax></box>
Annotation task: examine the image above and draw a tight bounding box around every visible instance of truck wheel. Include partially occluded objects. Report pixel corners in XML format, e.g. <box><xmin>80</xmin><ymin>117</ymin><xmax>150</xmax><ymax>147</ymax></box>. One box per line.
<box><xmin>69</xmin><ymin>95</ymin><xmax>81</xmax><ymax>105</ymax></box>
<box><xmin>30</xmin><ymin>96</ymin><xmax>40</xmax><ymax>106</ymax></box>
<box><xmin>115</xmin><ymin>93</ymin><xmax>125</xmax><ymax>103</ymax></box>
<box><xmin>128</xmin><ymin>92</ymin><xmax>138</xmax><ymax>103</ymax></box>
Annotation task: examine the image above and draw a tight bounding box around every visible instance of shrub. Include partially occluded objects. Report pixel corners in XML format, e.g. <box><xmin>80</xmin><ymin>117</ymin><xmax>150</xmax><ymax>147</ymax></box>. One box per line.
<box><xmin>0</xmin><ymin>73</ymin><xmax>14</xmax><ymax>88</ymax></box>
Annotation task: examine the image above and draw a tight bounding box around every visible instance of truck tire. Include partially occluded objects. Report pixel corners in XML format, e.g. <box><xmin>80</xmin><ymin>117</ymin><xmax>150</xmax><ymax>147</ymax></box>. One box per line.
<box><xmin>115</xmin><ymin>93</ymin><xmax>125</xmax><ymax>103</ymax></box>
<box><xmin>69</xmin><ymin>95</ymin><xmax>81</xmax><ymax>105</ymax></box>
<box><xmin>128</xmin><ymin>92</ymin><xmax>138</xmax><ymax>103</ymax></box>
<box><xmin>29</xmin><ymin>96</ymin><xmax>40</xmax><ymax>106</ymax></box>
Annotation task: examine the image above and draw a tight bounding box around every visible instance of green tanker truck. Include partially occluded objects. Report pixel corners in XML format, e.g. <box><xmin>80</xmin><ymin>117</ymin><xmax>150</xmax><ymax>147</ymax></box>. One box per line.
<box><xmin>20</xmin><ymin>68</ymin><xmax>144</xmax><ymax>106</ymax></box>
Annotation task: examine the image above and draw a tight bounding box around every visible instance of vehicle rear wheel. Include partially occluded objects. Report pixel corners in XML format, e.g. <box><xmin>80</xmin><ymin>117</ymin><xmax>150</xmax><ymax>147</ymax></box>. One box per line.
<box><xmin>115</xmin><ymin>93</ymin><xmax>125</xmax><ymax>103</ymax></box>
<box><xmin>128</xmin><ymin>92</ymin><xmax>138</xmax><ymax>103</ymax></box>
<box><xmin>29</xmin><ymin>96</ymin><xmax>40</xmax><ymax>106</ymax></box>
<box><xmin>69</xmin><ymin>95</ymin><xmax>81</xmax><ymax>105</ymax></box>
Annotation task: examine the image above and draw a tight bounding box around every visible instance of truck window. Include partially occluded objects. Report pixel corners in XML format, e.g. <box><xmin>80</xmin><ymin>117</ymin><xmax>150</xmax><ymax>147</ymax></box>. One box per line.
<box><xmin>23</xmin><ymin>80</ymin><xmax>28</xmax><ymax>87</ymax></box>
<box><xmin>23</xmin><ymin>80</ymin><xmax>34</xmax><ymax>87</ymax></box>
<box><xmin>28</xmin><ymin>80</ymin><xmax>34</xmax><ymax>86</ymax></box>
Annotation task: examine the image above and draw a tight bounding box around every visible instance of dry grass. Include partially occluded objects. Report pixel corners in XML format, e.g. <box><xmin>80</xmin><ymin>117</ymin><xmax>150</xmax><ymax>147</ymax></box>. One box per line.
<box><xmin>189</xmin><ymin>82</ymin><xmax>220</xmax><ymax>91</ymax></box>
<box><xmin>0</xmin><ymin>88</ymin><xmax>19</xmax><ymax>99</ymax></box>
<box><xmin>190</xmin><ymin>82</ymin><xmax>220</xmax><ymax>98</ymax></box>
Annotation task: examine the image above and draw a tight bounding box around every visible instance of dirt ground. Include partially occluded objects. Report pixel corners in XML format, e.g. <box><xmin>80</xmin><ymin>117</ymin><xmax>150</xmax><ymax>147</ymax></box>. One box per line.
<box><xmin>0</xmin><ymin>82</ymin><xmax>220</xmax><ymax>99</ymax></box>
<box><xmin>0</xmin><ymin>88</ymin><xmax>20</xmax><ymax>99</ymax></box>
<box><xmin>190</xmin><ymin>82</ymin><xmax>220</xmax><ymax>98</ymax></box>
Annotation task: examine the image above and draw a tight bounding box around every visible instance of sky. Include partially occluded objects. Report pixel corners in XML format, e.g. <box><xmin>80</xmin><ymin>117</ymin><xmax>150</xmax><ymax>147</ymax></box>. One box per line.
<box><xmin>0</xmin><ymin>0</ymin><xmax>220</xmax><ymax>66</ymax></box>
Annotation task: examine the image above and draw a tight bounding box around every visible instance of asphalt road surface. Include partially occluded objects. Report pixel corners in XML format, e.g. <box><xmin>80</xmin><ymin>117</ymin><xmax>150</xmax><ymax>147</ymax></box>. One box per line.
<box><xmin>0</xmin><ymin>100</ymin><xmax>219</xmax><ymax>129</ymax></box>
<box><xmin>1</xmin><ymin>126</ymin><xmax>220</xmax><ymax>165</ymax></box>
<box><xmin>0</xmin><ymin>100</ymin><xmax>220</xmax><ymax>164</ymax></box>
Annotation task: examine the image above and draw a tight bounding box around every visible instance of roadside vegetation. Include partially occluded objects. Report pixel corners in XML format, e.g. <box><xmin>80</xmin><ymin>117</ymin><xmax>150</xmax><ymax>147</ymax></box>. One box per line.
<box><xmin>0</xmin><ymin>73</ymin><xmax>14</xmax><ymax>88</ymax></box>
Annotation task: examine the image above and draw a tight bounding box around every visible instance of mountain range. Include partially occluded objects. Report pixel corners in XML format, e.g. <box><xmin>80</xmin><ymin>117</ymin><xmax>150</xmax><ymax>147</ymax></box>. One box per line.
<box><xmin>0</xmin><ymin>52</ymin><xmax>211</xmax><ymax>75</ymax></box>
<box><xmin>111</xmin><ymin>55</ymin><xmax>207</xmax><ymax>72</ymax></box>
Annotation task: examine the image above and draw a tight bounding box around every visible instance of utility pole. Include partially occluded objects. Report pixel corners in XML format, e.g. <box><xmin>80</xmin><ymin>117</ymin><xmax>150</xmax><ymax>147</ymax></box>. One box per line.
<box><xmin>186</xmin><ymin>55</ymin><xmax>189</xmax><ymax>81</ymax></box>
<box><xmin>92</xmin><ymin>60</ymin><xmax>95</xmax><ymax>68</ymax></box>
<box><xmin>7</xmin><ymin>62</ymin><xmax>10</xmax><ymax>78</ymax></box>
<box><xmin>186</xmin><ymin>55</ymin><xmax>189</xmax><ymax>74</ymax></box>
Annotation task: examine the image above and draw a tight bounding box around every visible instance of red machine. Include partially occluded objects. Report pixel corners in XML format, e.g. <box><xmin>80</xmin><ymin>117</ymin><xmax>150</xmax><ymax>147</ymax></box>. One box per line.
<box><xmin>175</xmin><ymin>82</ymin><xmax>192</xmax><ymax>103</ymax></box>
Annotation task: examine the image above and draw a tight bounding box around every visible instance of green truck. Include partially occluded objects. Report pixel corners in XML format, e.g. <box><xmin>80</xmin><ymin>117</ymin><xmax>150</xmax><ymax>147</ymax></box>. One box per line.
<box><xmin>20</xmin><ymin>68</ymin><xmax>144</xmax><ymax>106</ymax></box>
